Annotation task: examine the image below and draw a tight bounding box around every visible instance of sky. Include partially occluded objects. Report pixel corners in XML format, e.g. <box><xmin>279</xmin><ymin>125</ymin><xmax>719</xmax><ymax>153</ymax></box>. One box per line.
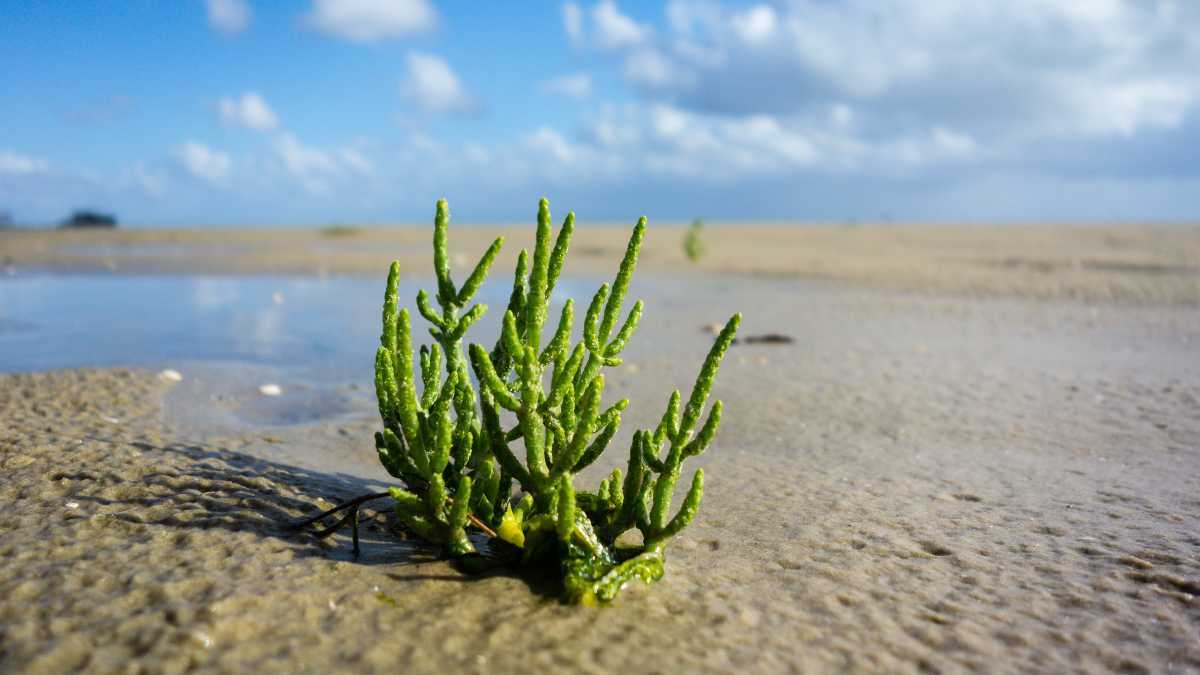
<box><xmin>1</xmin><ymin>0</ymin><xmax>1198</xmax><ymax>226</ymax></box>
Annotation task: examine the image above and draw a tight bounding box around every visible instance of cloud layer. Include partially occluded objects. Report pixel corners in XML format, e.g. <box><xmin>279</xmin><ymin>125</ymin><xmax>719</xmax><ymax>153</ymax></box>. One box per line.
<box><xmin>605</xmin><ymin>1</ymin><xmax>1200</xmax><ymax>150</ymax></box>
<box><xmin>537</xmin><ymin>0</ymin><xmax>1200</xmax><ymax>202</ymax></box>
<box><xmin>6</xmin><ymin>1</ymin><xmax>1198</xmax><ymax>225</ymax></box>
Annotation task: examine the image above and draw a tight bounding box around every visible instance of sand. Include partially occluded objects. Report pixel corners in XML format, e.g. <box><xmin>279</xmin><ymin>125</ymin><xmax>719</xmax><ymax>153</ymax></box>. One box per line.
<box><xmin>3</xmin><ymin>222</ymin><xmax>1199</xmax><ymax>304</ymax></box>
<box><xmin>2</xmin><ymin>227</ymin><xmax>1199</xmax><ymax>673</ymax></box>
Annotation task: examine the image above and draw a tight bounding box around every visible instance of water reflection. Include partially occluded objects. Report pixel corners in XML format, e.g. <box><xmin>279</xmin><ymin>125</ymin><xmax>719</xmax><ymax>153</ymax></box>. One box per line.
<box><xmin>0</xmin><ymin>273</ymin><xmax>582</xmax><ymax>375</ymax></box>
<box><xmin>0</xmin><ymin>275</ymin><xmax>423</xmax><ymax>374</ymax></box>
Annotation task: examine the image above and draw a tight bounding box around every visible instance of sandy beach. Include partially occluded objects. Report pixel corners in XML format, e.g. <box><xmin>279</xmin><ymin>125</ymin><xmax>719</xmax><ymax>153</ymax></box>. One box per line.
<box><xmin>3</xmin><ymin>222</ymin><xmax>1199</xmax><ymax>304</ymax></box>
<box><xmin>2</xmin><ymin>225</ymin><xmax>1199</xmax><ymax>673</ymax></box>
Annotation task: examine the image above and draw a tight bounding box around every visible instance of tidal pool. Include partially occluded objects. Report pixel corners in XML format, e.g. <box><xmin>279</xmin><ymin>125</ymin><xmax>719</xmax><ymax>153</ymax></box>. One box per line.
<box><xmin>0</xmin><ymin>272</ymin><xmax>588</xmax><ymax>430</ymax></box>
<box><xmin>0</xmin><ymin>272</ymin><xmax>591</xmax><ymax>375</ymax></box>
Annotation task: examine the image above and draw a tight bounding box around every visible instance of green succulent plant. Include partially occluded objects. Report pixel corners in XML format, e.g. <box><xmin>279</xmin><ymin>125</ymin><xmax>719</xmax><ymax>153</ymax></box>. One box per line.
<box><xmin>368</xmin><ymin>198</ymin><xmax>739</xmax><ymax>604</ymax></box>
<box><xmin>683</xmin><ymin>217</ymin><xmax>705</xmax><ymax>262</ymax></box>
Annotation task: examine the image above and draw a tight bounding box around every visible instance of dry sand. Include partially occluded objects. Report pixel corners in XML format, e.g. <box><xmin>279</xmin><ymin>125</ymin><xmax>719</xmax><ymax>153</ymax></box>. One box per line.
<box><xmin>2</xmin><ymin>227</ymin><xmax>1199</xmax><ymax>673</ymax></box>
<box><xmin>3</xmin><ymin>222</ymin><xmax>1199</xmax><ymax>304</ymax></box>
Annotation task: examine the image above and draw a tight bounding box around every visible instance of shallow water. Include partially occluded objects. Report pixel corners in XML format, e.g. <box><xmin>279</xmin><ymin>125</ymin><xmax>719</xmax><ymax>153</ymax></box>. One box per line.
<box><xmin>59</xmin><ymin>240</ymin><xmax>425</xmax><ymax>257</ymax></box>
<box><xmin>0</xmin><ymin>272</ymin><xmax>594</xmax><ymax>433</ymax></box>
<box><xmin>0</xmin><ymin>272</ymin><xmax>598</xmax><ymax>374</ymax></box>
<box><xmin>0</xmin><ymin>274</ymin><xmax>410</xmax><ymax>374</ymax></box>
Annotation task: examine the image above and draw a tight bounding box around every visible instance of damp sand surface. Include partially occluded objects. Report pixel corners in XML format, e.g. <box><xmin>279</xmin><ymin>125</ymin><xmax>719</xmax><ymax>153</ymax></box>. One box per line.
<box><xmin>2</xmin><ymin>269</ymin><xmax>1199</xmax><ymax>674</ymax></box>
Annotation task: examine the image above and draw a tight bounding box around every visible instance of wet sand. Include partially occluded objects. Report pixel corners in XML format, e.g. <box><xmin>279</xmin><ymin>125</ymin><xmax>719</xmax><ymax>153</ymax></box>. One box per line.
<box><xmin>2</xmin><ymin>230</ymin><xmax>1199</xmax><ymax>673</ymax></box>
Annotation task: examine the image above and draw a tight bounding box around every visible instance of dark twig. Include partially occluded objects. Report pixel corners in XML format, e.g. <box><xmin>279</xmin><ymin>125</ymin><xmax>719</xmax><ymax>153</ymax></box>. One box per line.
<box><xmin>291</xmin><ymin>491</ymin><xmax>391</xmax><ymax>530</ymax></box>
<box><xmin>293</xmin><ymin>491</ymin><xmax>391</xmax><ymax>558</ymax></box>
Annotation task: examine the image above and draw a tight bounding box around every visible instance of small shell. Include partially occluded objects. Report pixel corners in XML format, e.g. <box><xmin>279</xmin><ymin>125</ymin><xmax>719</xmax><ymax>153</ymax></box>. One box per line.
<box><xmin>258</xmin><ymin>383</ymin><xmax>283</xmax><ymax>396</ymax></box>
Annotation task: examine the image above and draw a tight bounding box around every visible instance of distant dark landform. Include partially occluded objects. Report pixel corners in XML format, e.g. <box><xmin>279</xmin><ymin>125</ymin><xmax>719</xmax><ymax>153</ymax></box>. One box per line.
<box><xmin>61</xmin><ymin>210</ymin><xmax>118</xmax><ymax>228</ymax></box>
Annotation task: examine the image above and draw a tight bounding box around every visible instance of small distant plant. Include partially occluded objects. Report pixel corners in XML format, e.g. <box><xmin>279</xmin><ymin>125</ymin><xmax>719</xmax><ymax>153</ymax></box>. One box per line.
<box><xmin>683</xmin><ymin>218</ymin><xmax>705</xmax><ymax>262</ymax></box>
<box><xmin>320</xmin><ymin>224</ymin><xmax>363</xmax><ymax>237</ymax></box>
<box><xmin>301</xmin><ymin>198</ymin><xmax>739</xmax><ymax>605</ymax></box>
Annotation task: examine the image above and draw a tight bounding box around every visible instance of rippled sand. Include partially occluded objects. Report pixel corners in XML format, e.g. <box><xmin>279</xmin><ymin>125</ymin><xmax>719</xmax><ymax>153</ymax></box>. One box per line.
<box><xmin>2</xmin><ymin>273</ymin><xmax>1198</xmax><ymax>673</ymax></box>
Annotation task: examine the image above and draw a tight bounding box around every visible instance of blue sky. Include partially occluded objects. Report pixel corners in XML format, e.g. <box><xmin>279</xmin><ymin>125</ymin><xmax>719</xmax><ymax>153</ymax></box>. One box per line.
<box><xmin>1</xmin><ymin>0</ymin><xmax>1198</xmax><ymax>226</ymax></box>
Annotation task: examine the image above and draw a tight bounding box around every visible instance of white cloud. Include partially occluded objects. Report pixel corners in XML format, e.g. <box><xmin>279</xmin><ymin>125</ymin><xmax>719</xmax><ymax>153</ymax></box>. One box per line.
<box><xmin>0</xmin><ymin>150</ymin><xmax>48</xmax><ymax>175</ymax></box>
<box><xmin>829</xmin><ymin>103</ymin><xmax>854</xmax><ymax>130</ymax></box>
<box><xmin>592</xmin><ymin>0</ymin><xmax>649</xmax><ymax>49</ymax></box>
<box><xmin>540</xmin><ymin>73</ymin><xmax>593</xmax><ymax>99</ymax></box>
<box><xmin>339</xmin><ymin>147</ymin><xmax>375</xmax><ymax>174</ymax></box>
<box><xmin>624</xmin><ymin>48</ymin><xmax>682</xmax><ymax>88</ymax></box>
<box><xmin>508</xmin><ymin>125</ymin><xmax>628</xmax><ymax>184</ymax></box>
<box><xmin>304</xmin><ymin>0</ymin><xmax>436</xmax><ymax>43</ymax></box>
<box><xmin>525</xmin><ymin>127</ymin><xmax>578</xmax><ymax>164</ymax></box>
<box><xmin>559</xmin><ymin>102</ymin><xmax>995</xmax><ymax>184</ymax></box>
<box><xmin>931</xmin><ymin>127</ymin><xmax>976</xmax><ymax>157</ymax></box>
<box><xmin>133</xmin><ymin>164</ymin><xmax>168</xmax><ymax>197</ymax></box>
<box><xmin>648</xmin><ymin>104</ymin><xmax>688</xmax><ymax>139</ymax></box>
<box><xmin>730</xmin><ymin>5</ymin><xmax>776</xmax><ymax>45</ymax></box>
<box><xmin>206</xmin><ymin>0</ymin><xmax>252</xmax><ymax>36</ymax></box>
<box><xmin>218</xmin><ymin>92</ymin><xmax>279</xmax><ymax>131</ymax></box>
<box><xmin>563</xmin><ymin>2</ymin><xmax>584</xmax><ymax>47</ymax></box>
<box><xmin>635</xmin><ymin>105</ymin><xmax>821</xmax><ymax>178</ymax></box>
<box><xmin>275</xmin><ymin>133</ymin><xmax>337</xmax><ymax>172</ymax></box>
<box><xmin>1069</xmin><ymin>79</ymin><xmax>1194</xmax><ymax>137</ymax></box>
<box><xmin>375</xmin><ymin>99</ymin><xmax>983</xmax><ymax>194</ymax></box>
<box><xmin>401</xmin><ymin>52</ymin><xmax>474</xmax><ymax>114</ymax></box>
<box><xmin>174</xmin><ymin>141</ymin><xmax>231</xmax><ymax>183</ymax></box>
<box><xmin>272</xmin><ymin>133</ymin><xmax>374</xmax><ymax>194</ymax></box>
<box><xmin>463</xmin><ymin>142</ymin><xmax>490</xmax><ymax>165</ymax></box>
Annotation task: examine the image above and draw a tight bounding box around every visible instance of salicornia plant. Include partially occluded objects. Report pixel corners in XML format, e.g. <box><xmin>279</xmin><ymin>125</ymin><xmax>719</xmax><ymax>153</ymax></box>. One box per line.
<box><xmin>683</xmin><ymin>217</ymin><xmax>705</xmax><ymax>262</ymax></box>
<box><xmin>356</xmin><ymin>198</ymin><xmax>738</xmax><ymax>604</ymax></box>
